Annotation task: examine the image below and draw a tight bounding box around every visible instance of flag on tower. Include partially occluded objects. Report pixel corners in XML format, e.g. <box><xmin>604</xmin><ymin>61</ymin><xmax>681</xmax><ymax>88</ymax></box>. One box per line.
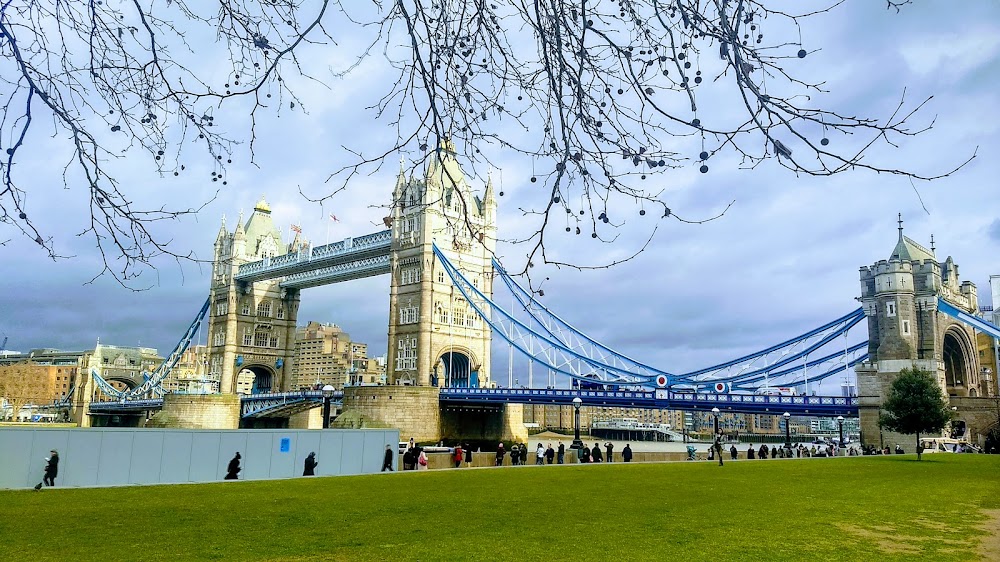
<box><xmin>329</xmin><ymin>214</ymin><xmax>340</xmax><ymax>222</ymax></box>
<box><xmin>290</xmin><ymin>224</ymin><xmax>302</xmax><ymax>234</ymax></box>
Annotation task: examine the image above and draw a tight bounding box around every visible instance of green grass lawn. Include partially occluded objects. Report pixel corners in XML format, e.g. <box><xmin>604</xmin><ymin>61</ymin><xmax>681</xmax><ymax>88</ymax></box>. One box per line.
<box><xmin>2</xmin><ymin>455</ymin><xmax>998</xmax><ymax>561</ymax></box>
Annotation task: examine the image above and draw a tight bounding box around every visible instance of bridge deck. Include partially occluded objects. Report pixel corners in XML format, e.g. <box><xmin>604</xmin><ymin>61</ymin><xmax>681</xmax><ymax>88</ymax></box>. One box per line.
<box><xmin>234</xmin><ymin>230</ymin><xmax>391</xmax><ymax>285</ymax></box>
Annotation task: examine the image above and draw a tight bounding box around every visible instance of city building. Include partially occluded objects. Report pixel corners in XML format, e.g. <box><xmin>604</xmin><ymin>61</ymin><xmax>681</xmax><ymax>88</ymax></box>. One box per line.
<box><xmin>288</xmin><ymin>321</ymin><xmax>382</xmax><ymax>391</ymax></box>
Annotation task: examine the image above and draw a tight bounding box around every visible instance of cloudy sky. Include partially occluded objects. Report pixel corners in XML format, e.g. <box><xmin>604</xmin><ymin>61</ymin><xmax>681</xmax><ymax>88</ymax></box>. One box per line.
<box><xmin>1</xmin><ymin>1</ymin><xmax>998</xmax><ymax>391</ymax></box>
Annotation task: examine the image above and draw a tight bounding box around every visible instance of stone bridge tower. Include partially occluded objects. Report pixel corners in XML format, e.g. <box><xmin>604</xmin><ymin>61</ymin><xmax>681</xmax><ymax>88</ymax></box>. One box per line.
<box><xmin>207</xmin><ymin>198</ymin><xmax>303</xmax><ymax>395</ymax></box>
<box><xmin>856</xmin><ymin>218</ymin><xmax>982</xmax><ymax>447</ymax></box>
<box><xmin>386</xmin><ymin>140</ymin><xmax>497</xmax><ymax>388</ymax></box>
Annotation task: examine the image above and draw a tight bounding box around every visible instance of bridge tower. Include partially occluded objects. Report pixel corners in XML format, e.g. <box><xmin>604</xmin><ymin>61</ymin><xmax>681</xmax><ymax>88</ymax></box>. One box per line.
<box><xmin>386</xmin><ymin>140</ymin><xmax>497</xmax><ymax>388</ymax></box>
<box><xmin>856</xmin><ymin>218</ymin><xmax>982</xmax><ymax>447</ymax></box>
<box><xmin>207</xmin><ymin>198</ymin><xmax>302</xmax><ymax>395</ymax></box>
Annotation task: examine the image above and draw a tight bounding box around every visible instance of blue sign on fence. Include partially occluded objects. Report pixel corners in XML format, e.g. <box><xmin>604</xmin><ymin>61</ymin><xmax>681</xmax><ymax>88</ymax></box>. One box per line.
<box><xmin>279</xmin><ymin>438</ymin><xmax>290</xmax><ymax>453</ymax></box>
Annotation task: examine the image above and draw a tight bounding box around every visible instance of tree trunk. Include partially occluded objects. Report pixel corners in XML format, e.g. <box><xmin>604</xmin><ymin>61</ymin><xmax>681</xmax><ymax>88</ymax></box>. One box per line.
<box><xmin>916</xmin><ymin>432</ymin><xmax>921</xmax><ymax>461</ymax></box>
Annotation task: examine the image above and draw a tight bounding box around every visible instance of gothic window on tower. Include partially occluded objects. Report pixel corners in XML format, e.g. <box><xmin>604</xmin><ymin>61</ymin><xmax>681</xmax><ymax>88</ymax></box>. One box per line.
<box><xmin>438</xmin><ymin>270</ymin><xmax>445</xmax><ymax>284</ymax></box>
<box><xmin>396</xmin><ymin>337</ymin><xmax>417</xmax><ymax>371</ymax></box>
<box><xmin>213</xmin><ymin>331</ymin><xmax>226</xmax><ymax>347</ymax></box>
<box><xmin>399</xmin><ymin>302</ymin><xmax>419</xmax><ymax>324</ymax></box>
<box><xmin>886</xmin><ymin>301</ymin><xmax>896</xmax><ymax>317</ymax></box>
<box><xmin>242</xmin><ymin>301</ymin><xmax>252</xmax><ymax>316</ymax></box>
<box><xmin>257</xmin><ymin>300</ymin><xmax>272</xmax><ymax>318</ymax></box>
<box><xmin>902</xmin><ymin>320</ymin><xmax>911</xmax><ymax>335</ymax></box>
<box><xmin>276</xmin><ymin>306</ymin><xmax>285</xmax><ymax>319</ymax></box>
<box><xmin>401</xmin><ymin>267</ymin><xmax>421</xmax><ymax>285</ymax></box>
<box><xmin>438</xmin><ymin>306</ymin><xmax>450</xmax><ymax>325</ymax></box>
<box><xmin>243</xmin><ymin>332</ymin><xmax>253</xmax><ymax>346</ymax></box>
<box><xmin>254</xmin><ymin>331</ymin><xmax>269</xmax><ymax>347</ymax></box>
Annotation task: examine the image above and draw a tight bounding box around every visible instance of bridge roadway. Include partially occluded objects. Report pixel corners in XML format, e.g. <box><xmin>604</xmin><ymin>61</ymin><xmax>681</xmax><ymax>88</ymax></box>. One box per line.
<box><xmin>88</xmin><ymin>388</ymin><xmax>857</xmax><ymax>419</ymax></box>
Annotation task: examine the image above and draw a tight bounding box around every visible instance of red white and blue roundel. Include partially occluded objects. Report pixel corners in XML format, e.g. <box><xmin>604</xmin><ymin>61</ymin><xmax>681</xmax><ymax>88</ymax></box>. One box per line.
<box><xmin>714</xmin><ymin>382</ymin><xmax>730</xmax><ymax>393</ymax></box>
<box><xmin>655</xmin><ymin>375</ymin><xmax>668</xmax><ymax>388</ymax></box>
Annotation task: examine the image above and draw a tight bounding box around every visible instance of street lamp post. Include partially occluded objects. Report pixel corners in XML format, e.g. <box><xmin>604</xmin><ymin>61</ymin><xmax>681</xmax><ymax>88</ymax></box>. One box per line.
<box><xmin>571</xmin><ymin>397</ymin><xmax>584</xmax><ymax>450</ymax></box>
<box><xmin>837</xmin><ymin>415</ymin><xmax>845</xmax><ymax>453</ymax></box>
<box><xmin>783</xmin><ymin>412</ymin><xmax>791</xmax><ymax>450</ymax></box>
<box><xmin>322</xmin><ymin>384</ymin><xmax>335</xmax><ymax>429</ymax></box>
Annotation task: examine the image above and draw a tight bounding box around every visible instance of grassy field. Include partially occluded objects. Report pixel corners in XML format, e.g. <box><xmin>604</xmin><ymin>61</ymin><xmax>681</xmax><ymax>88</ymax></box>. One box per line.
<box><xmin>1</xmin><ymin>454</ymin><xmax>998</xmax><ymax>561</ymax></box>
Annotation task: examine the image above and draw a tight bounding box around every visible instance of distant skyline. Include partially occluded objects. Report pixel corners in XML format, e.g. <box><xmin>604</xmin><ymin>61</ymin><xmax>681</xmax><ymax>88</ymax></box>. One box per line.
<box><xmin>1</xmin><ymin>2</ymin><xmax>998</xmax><ymax>388</ymax></box>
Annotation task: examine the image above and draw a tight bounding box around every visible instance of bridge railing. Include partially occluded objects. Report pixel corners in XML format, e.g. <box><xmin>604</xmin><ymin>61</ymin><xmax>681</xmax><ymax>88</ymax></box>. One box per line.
<box><xmin>439</xmin><ymin>388</ymin><xmax>858</xmax><ymax>407</ymax></box>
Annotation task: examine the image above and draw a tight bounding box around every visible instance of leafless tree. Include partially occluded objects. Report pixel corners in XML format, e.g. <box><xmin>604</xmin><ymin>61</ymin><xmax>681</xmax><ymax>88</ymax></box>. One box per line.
<box><xmin>0</xmin><ymin>1</ymin><xmax>972</xmax><ymax>285</ymax></box>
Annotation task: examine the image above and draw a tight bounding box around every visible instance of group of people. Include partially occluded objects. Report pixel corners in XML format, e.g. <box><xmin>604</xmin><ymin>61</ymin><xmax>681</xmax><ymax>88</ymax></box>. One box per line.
<box><xmin>494</xmin><ymin>442</ymin><xmax>574</xmax><ymax>466</ymax></box>
<box><xmin>401</xmin><ymin>439</ymin><xmax>429</xmax><ymax>471</ymax></box>
<box><xmin>577</xmin><ymin>442</ymin><xmax>634</xmax><ymax>463</ymax></box>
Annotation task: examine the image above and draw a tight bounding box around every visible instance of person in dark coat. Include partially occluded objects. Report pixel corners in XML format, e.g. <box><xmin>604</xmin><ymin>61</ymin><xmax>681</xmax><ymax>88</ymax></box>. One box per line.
<box><xmin>464</xmin><ymin>444</ymin><xmax>472</xmax><ymax>466</ymax></box>
<box><xmin>495</xmin><ymin>443</ymin><xmax>506</xmax><ymax>466</ymax></box>
<box><xmin>758</xmin><ymin>444</ymin><xmax>768</xmax><ymax>459</ymax></box>
<box><xmin>605</xmin><ymin>442</ymin><xmax>614</xmax><ymax>462</ymax></box>
<box><xmin>519</xmin><ymin>444</ymin><xmax>528</xmax><ymax>466</ymax></box>
<box><xmin>402</xmin><ymin>447</ymin><xmax>415</xmax><ymax>470</ymax></box>
<box><xmin>747</xmin><ymin>445</ymin><xmax>755</xmax><ymax>460</ymax></box>
<box><xmin>591</xmin><ymin>442</ymin><xmax>603</xmax><ymax>463</ymax></box>
<box><xmin>557</xmin><ymin>443</ymin><xmax>566</xmax><ymax>464</ymax></box>
<box><xmin>771</xmin><ymin>446</ymin><xmax>778</xmax><ymax>459</ymax></box>
<box><xmin>382</xmin><ymin>445</ymin><xmax>395</xmax><ymax>471</ymax></box>
<box><xmin>714</xmin><ymin>438</ymin><xmax>724</xmax><ymax>466</ymax></box>
<box><xmin>581</xmin><ymin>445</ymin><xmax>591</xmax><ymax>463</ymax></box>
<box><xmin>43</xmin><ymin>450</ymin><xmax>59</xmax><ymax>487</ymax></box>
<box><xmin>225</xmin><ymin>452</ymin><xmax>241</xmax><ymax>480</ymax></box>
<box><xmin>303</xmin><ymin>452</ymin><xmax>318</xmax><ymax>476</ymax></box>
<box><xmin>509</xmin><ymin>444</ymin><xmax>519</xmax><ymax>465</ymax></box>
<box><xmin>622</xmin><ymin>444</ymin><xmax>633</xmax><ymax>463</ymax></box>
<box><xmin>545</xmin><ymin>444</ymin><xmax>555</xmax><ymax>464</ymax></box>
<box><xmin>730</xmin><ymin>444</ymin><xmax>738</xmax><ymax>460</ymax></box>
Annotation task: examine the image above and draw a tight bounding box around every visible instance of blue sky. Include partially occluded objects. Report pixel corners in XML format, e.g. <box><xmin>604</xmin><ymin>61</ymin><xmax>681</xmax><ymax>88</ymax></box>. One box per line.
<box><xmin>1</xmin><ymin>1</ymin><xmax>997</xmax><ymax>389</ymax></box>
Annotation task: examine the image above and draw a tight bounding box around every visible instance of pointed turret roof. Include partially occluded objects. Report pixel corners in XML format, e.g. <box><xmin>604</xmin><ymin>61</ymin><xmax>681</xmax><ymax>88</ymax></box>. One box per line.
<box><xmin>890</xmin><ymin>215</ymin><xmax>934</xmax><ymax>262</ymax></box>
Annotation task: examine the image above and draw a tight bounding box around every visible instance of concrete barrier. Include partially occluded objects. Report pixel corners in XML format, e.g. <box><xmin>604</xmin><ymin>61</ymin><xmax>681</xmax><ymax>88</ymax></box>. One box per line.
<box><xmin>0</xmin><ymin>427</ymin><xmax>398</xmax><ymax>489</ymax></box>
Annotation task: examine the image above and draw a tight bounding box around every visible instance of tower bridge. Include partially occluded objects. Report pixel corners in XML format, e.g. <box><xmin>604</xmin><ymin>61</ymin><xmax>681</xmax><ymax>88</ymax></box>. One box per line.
<box><xmin>72</xmin><ymin>145</ymin><xmax>1000</xmax><ymax>446</ymax></box>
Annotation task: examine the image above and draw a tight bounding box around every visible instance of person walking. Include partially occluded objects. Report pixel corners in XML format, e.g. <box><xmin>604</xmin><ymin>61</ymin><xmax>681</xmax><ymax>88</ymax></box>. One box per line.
<box><xmin>303</xmin><ymin>452</ymin><xmax>318</xmax><ymax>476</ymax></box>
<box><xmin>417</xmin><ymin>448</ymin><xmax>429</xmax><ymax>470</ymax></box>
<box><xmin>605</xmin><ymin>442</ymin><xmax>614</xmax><ymax>462</ymax></box>
<box><xmin>42</xmin><ymin>450</ymin><xmax>59</xmax><ymax>487</ymax></box>
<box><xmin>545</xmin><ymin>444</ymin><xmax>555</xmax><ymax>464</ymax></box>
<box><xmin>224</xmin><ymin>452</ymin><xmax>241</xmax><ymax>480</ymax></box>
<box><xmin>557</xmin><ymin>443</ymin><xmax>565</xmax><ymax>464</ymax></box>
<box><xmin>714</xmin><ymin>437</ymin><xmax>724</xmax><ymax>466</ymax></box>
<box><xmin>536</xmin><ymin>443</ymin><xmax>545</xmax><ymax>465</ymax></box>
<box><xmin>495</xmin><ymin>443</ymin><xmax>506</xmax><ymax>467</ymax></box>
<box><xmin>730</xmin><ymin>444</ymin><xmax>738</xmax><ymax>460</ymax></box>
<box><xmin>622</xmin><ymin>443</ymin><xmax>633</xmax><ymax>463</ymax></box>
<box><xmin>382</xmin><ymin>445</ymin><xmax>395</xmax><ymax>471</ymax></box>
<box><xmin>453</xmin><ymin>444</ymin><xmax>464</xmax><ymax>468</ymax></box>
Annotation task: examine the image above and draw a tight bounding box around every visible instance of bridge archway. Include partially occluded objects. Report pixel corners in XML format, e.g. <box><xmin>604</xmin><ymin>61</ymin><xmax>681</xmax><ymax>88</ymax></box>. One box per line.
<box><xmin>436</xmin><ymin>349</ymin><xmax>479</xmax><ymax>388</ymax></box>
<box><xmin>942</xmin><ymin>326</ymin><xmax>975</xmax><ymax>397</ymax></box>
<box><xmin>235</xmin><ymin>365</ymin><xmax>275</xmax><ymax>394</ymax></box>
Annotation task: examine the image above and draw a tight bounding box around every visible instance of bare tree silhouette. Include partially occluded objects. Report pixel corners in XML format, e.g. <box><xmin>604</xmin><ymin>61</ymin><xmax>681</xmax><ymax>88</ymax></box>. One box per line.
<box><xmin>0</xmin><ymin>1</ymin><xmax>972</xmax><ymax>285</ymax></box>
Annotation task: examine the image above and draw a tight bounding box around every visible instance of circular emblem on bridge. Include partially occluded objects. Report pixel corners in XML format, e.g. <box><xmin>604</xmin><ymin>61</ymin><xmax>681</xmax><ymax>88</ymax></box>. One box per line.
<box><xmin>655</xmin><ymin>375</ymin><xmax>668</xmax><ymax>388</ymax></box>
<box><xmin>714</xmin><ymin>382</ymin><xmax>728</xmax><ymax>393</ymax></box>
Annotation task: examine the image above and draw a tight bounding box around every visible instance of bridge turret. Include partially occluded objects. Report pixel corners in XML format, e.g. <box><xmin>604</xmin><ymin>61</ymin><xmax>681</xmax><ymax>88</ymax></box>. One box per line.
<box><xmin>856</xmin><ymin>216</ymin><xmax>982</xmax><ymax>449</ymax></box>
<box><xmin>387</xmin><ymin>140</ymin><xmax>495</xmax><ymax>389</ymax></box>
